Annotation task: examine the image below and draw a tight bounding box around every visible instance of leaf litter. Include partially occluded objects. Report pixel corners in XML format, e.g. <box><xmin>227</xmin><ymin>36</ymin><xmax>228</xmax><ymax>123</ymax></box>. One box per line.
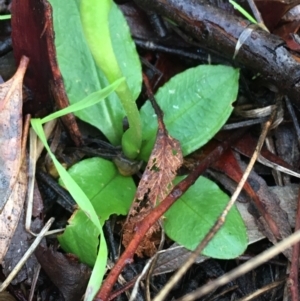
<box><xmin>0</xmin><ymin>56</ymin><xmax>29</xmax><ymax>263</ymax></box>
<box><xmin>0</xmin><ymin>56</ymin><xmax>29</xmax><ymax>211</ymax></box>
<box><xmin>6</xmin><ymin>0</ymin><xmax>300</xmax><ymax>299</ymax></box>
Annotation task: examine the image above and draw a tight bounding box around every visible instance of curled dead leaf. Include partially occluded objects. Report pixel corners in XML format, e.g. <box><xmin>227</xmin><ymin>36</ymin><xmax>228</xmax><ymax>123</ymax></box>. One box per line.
<box><xmin>136</xmin><ymin>126</ymin><xmax>183</xmax><ymax>204</ymax></box>
<box><xmin>0</xmin><ymin>56</ymin><xmax>29</xmax><ymax>211</ymax></box>
<box><xmin>123</xmin><ymin>78</ymin><xmax>183</xmax><ymax>256</ymax></box>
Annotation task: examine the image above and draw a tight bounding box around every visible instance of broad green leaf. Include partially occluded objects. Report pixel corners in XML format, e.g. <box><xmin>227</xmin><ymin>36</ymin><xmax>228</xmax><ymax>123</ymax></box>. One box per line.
<box><xmin>48</xmin><ymin>0</ymin><xmax>141</xmax><ymax>145</ymax></box>
<box><xmin>31</xmin><ymin>119</ymin><xmax>107</xmax><ymax>301</ymax></box>
<box><xmin>59</xmin><ymin>210</ymin><xmax>99</xmax><ymax>267</ymax></box>
<box><xmin>139</xmin><ymin>65</ymin><xmax>239</xmax><ymax>161</ymax></box>
<box><xmin>164</xmin><ymin>176</ymin><xmax>247</xmax><ymax>259</ymax></box>
<box><xmin>58</xmin><ymin>157</ymin><xmax>136</xmax><ymax>266</ymax></box>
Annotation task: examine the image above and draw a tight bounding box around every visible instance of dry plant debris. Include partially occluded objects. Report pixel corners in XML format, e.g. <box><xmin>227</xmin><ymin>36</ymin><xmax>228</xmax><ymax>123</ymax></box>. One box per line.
<box><xmin>0</xmin><ymin>156</ymin><xmax>27</xmax><ymax>262</ymax></box>
<box><xmin>0</xmin><ymin>56</ymin><xmax>29</xmax><ymax>263</ymax></box>
<box><xmin>0</xmin><ymin>56</ymin><xmax>28</xmax><ymax>211</ymax></box>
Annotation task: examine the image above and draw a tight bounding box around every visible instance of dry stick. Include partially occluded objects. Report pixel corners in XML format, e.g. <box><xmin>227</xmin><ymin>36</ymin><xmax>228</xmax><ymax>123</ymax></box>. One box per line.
<box><xmin>128</xmin><ymin>230</ymin><xmax>166</xmax><ymax>301</ymax></box>
<box><xmin>26</xmin><ymin>128</ymin><xmax>38</xmax><ymax>235</ymax></box>
<box><xmin>28</xmin><ymin>264</ymin><xmax>41</xmax><ymax>301</ymax></box>
<box><xmin>145</xmin><ymin>229</ymin><xmax>165</xmax><ymax>301</ymax></box>
<box><xmin>95</xmin><ymin>128</ymin><xmax>248</xmax><ymax>301</ymax></box>
<box><xmin>143</xmin><ymin>73</ymin><xmax>165</xmax><ymax>129</ymax></box>
<box><xmin>153</xmin><ymin>111</ymin><xmax>276</xmax><ymax>301</ymax></box>
<box><xmin>246</xmin><ymin>0</ymin><xmax>268</xmax><ymax>32</ymax></box>
<box><xmin>208</xmin><ymin>285</ymin><xmax>238</xmax><ymax>301</ymax></box>
<box><xmin>177</xmin><ymin>231</ymin><xmax>300</xmax><ymax>301</ymax></box>
<box><xmin>26</xmin><ymin>122</ymin><xmax>63</xmax><ymax>236</ymax></box>
<box><xmin>288</xmin><ymin>187</ymin><xmax>300</xmax><ymax>301</ymax></box>
<box><xmin>36</xmin><ymin>119</ymin><xmax>57</xmax><ymax>159</ymax></box>
<box><xmin>237</xmin><ymin>278</ymin><xmax>286</xmax><ymax>301</ymax></box>
<box><xmin>108</xmin><ymin>277</ymin><xmax>138</xmax><ymax>301</ymax></box>
<box><xmin>109</xmin><ymin>246</ymin><xmax>185</xmax><ymax>300</ymax></box>
<box><xmin>21</xmin><ymin>115</ymin><xmax>31</xmax><ymax>160</ymax></box>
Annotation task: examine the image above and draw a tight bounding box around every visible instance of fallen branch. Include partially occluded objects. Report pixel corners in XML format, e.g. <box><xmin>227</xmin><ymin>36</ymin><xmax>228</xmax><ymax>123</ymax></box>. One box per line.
<box><xmin>134</xmin><ymin>0</ymin><xmax>300</xmax><ymax>109</ymax></box>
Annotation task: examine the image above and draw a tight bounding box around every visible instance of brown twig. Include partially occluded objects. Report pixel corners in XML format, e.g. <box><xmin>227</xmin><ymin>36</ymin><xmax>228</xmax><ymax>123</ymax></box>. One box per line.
<box><xmin>142</xmin><ymin>73</ymin><xmax>164</xmax><ymax>125</ymax></box>
<box><xmin>246</xmin><ymin>0</ymin><xmax>269</xmax><ymax>32</ymax></box>
<box><xmin>21</xmin><ymin>114</ymin><xmax>31</xmax><ymax>161</ymax></box>
<box><xmin>108</xmin><ymin>277</ymin><xmax>138</xmax><ymax>301</ymax></box>
<box><xmin>237</xmin><ymin>278</ymin><xmax>286</xmax><ymax>301</ymax></box>
<box><xmin>94</xmin><ymin>128</ymin><xmax>248</xmax><ymax>301</ymax></box>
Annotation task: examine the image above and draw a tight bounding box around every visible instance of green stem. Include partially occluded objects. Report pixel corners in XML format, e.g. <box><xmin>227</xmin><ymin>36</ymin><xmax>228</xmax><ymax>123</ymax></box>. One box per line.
<box><xmin>80</xmin><ymin>0</ymin><xmax>142</xmax><ymax>159</ymax></box>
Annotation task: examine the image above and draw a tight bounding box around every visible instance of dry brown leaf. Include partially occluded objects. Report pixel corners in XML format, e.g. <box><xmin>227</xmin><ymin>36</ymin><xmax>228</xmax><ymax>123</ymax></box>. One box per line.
<box><xmin>123</xmin><ymin>110</ymin><xmax>183</xmax><ymax>256</ymax></box>
<box><xmin>136</xmin><ymin>125</ymin><xmax>183</xmax><ymax>204</ymax></box>
<box><xmin>0</xmin><ymin>154</ymin><xmax>27</xmax><ymax>262</ymax></box>
<box><xmin>35</xmin><ymin>246</ymin><xmax>91</xmax><ymax>301</ymax></box>
<box><xmin>0</xmin><ymin>56</ymin><xmax>29</xmax><ymax>211</ymax></box>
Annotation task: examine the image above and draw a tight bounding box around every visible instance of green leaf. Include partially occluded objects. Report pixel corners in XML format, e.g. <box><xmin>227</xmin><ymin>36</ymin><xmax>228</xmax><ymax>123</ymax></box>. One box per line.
<box><xmin>41</xmin><ymin>78</ymin><xmax>124</xmax><ymax>123</ymax></box>
<box><xmin>30</xmin><ymin>119</ymin><xmax>107</xmax><ymax>301</ymax></box>
<box><xmin>80</xmin><ymin>0</ymin><xmax>141</xmax><ymax>100</ymax></box>
<box><xmin>0</xmin><ymin>15</ymin><xmax>11</xmax><ymax>20</ymax></box>
<box><xmin>164</xmin><ymin>176</ymin><xmax>247</xmax><ymax>259</ymax></box>
<box><xmin>139</xmin><ymin>65</ymin><xmax>239</xmax><ymax>161</ymax></box>
<box><xmin>58</xmin><ymin>157</ymin><xmax>136</xmax><ymax>266</ymax></box>
<box><xmin>59</xmin><ymin>210</ymin><xmax>99</xmax><ymax>267</ymax></box>
<box><xmin>48</xmin><ymin>0</ymin><xmax>141</xmax><ymax>145</ymax></box>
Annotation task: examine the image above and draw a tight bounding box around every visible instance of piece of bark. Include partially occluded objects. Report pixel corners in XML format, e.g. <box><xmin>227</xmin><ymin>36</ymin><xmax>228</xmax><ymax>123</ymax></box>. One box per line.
<box><xmin>133</xmin><ymin>0</ymin><xmax>300</xmax><ymax>109</ymax></box>
<box><xmin>11</xmin><ymin>0</ymin><xmax>82</xmax><ymax>145</ymax></box>
<box><xmin>35</xmin><ymin>246</ymin><xmax>91</xmax><ymax>301</ymax></box>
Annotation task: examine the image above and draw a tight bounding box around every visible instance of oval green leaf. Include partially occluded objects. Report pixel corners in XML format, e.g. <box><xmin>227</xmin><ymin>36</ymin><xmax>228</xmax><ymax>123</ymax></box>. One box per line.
<box><xmin>58</xmin><ymin>157</ymin><xmax>136</xmax><ymax>266</ymax></box>
<box><xmin>139</xmin><ymin>65</ymin><xmax>239</xmax><ymax>160</ymax></box>
<box><xmin>164</xmin><ymin>176</ymin><xmax>247</xmax><ymax>259</ymax></box>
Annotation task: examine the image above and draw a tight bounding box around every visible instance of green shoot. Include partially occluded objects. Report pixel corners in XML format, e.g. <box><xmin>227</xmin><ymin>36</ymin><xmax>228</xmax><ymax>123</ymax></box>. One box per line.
<box><xmin>229</xmin><ymin>0</ymin><xmax>257</xmax><ymax>24</ymax></box>
<box><xmin>0</xmin><ymin>15</ymin><xmax>11</xmax><ymax>20</ymax></box>
<box><xmin>80</xmin><ymin>0</ymin><xmax>142</xmax><ymax>159</ymax></box>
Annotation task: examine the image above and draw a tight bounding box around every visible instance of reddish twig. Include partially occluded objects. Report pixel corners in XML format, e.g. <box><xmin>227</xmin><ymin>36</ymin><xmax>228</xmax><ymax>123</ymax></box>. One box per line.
<box><xmin>94</xmin><ymin>128</ymin><xmax>248</xmax><ymax>301</ymax></box>
<box><xmin>108</xmin><ymin>277</ymin><xmax>138</xmax><ymax>301</ymax></box>
<box><xmin>288</xmin><ymin>187</ymin><xmax>300</xmax><ymax>301</ymax></box>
